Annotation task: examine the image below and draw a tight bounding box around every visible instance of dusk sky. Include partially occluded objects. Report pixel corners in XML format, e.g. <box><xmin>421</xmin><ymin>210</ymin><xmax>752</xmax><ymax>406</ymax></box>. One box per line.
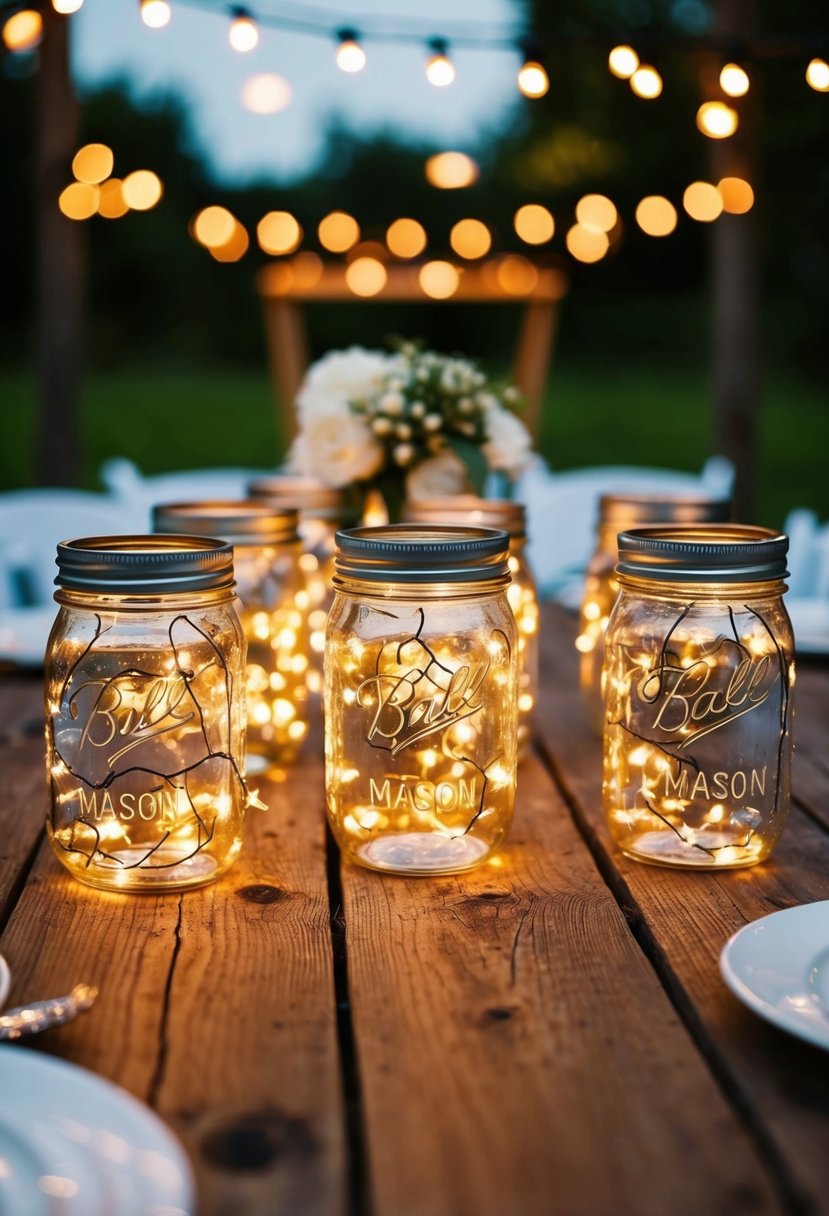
<box><xmin>72</xmin><ymin>0</ymin><xmax>524</xmax><ymax>182</ymax></box>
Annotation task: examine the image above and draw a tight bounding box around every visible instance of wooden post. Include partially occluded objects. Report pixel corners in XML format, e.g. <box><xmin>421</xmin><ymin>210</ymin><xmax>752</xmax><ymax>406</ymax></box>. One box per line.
<box><xmin>710</xmin><ymin>0</ymin><xmax>760</xmax><ymax>519</ymax></box>
<box><xmin>35</xmin><ymin>7</ymin><xmax>83</xmax><ymax>486</ymax></box>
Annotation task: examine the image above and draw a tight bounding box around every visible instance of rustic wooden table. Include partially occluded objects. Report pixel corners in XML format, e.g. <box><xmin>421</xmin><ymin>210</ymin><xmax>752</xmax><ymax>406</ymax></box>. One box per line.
<box><xmin>2</xmin><ymin>603</ymin><xmax>829</xmax><ymax>1216</ymax></box>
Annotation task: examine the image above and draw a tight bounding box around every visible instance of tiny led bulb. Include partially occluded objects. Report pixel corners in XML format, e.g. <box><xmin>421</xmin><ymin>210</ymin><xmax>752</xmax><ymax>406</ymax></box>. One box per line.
<box><xmin>608</xmin><ymin>44</ymin><xmax>639</xmax><ymax>79</ymax></box>
<box><xmin>426</xmin><ymin>40</ymin><xmax>455</xmax><ymax>87</ymax></box>
<box><xmin>630</xmin><ymin>64</ymin><xmax>662</xmax><ymax>98</ymax></box>
<box><xmin>806</xmin><ymin>57</ymin><xmax>829</xmax><ymax>92</ymax></box>
<box><xmin>518</xmin><ymin>60</ymin><xmax>549</xmax><ymax>98</ymax></box>
<box><xmin>336</xmin><ymin>29</ymin><xmax>366</xmax><ymax>73</ymax></box>
<box><xmin>229</xmin><ymin>8</ymin><xmax>258</xmax><ymax>53</ymax></box>
<box><xmin>719</xmin><ymin>62</ymin><xmax>749</xmax><ymax>97</ymax></box>
<box><xmin>141</xmin><ymin>0</ymin><xmax>171</xmax><ymax>29</ymax></box>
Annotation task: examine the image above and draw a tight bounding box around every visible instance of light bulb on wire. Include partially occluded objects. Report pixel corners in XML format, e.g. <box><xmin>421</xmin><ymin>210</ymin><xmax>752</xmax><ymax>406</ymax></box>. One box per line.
<box><xmin>229</xmin><ymin>7</ymin><xmax>258</xmax><ymax>53</ymax></box>
<box><xmin>141</xmin><ymin>0</ymin><xmax>171</xmax><ymax>29</ymax></box>
<box><xmin>518</xmin><ymin>58</ymin><xmax>549</xmax><ymax>98</ymax></box>
<box><xmin>608</xmin><ymin>45</ymin><xmax>639</xmax><ymax>79</ymax></box>
<box><xmin>335</xmin><ymin>28</ymin><xmax>366</xmax><ymax>73</ymax></box>
<box><xmin>806</xmin><ymin>57</ymin><xmax>829</xmax><ymax>92</ymax></box>
<box><xmin>2</xmin><ymin>8</ymin><xmax>43</xmax><ymax>50</ymax></box>
<box><xmin>426</xmin><ymin>39</ymin><xmax>455</xmax><ymax>87</ymax></box>
<box><xmin>630</xmin><ymin>64</ymin><xmax>662</xmax><ymax>99</ymax></box>
<box><xmin>719</xmin><ymin>62</ymin><xmax>750</xmax><ymax>96</ymax></box>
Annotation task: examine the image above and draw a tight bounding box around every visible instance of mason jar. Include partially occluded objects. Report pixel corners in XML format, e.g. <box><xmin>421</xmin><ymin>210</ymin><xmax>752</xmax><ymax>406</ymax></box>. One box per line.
<box><xmin>578</xmin><ymin>494</ymin><xmax>731</xmax><ymax>732</ymax></box>
<box><xmin>248</xmin><ymin>475</ymin><xmax>355</xmax><ymax>695</ymax></box>
<box><xmin>404</xmin><ymin>496</ymin><xmax>539</xmax><ymax>759</ymax></box>
<box><xmin>325</xmin><ymin>524</ymin><xmax>518</xmax><ymax>875</ymax></box>
<box><xmin>153</xmin><ymin>501</ymin><xmax>311</xmax><ymax>769</ymax></box>
<box><xmin>45</xmin><ymin>535</ymin><xmax>248</xmax><ymax>893</ymax></box>
<box><xmin>603</xmin><ymin>525</ymin><xmax>793</xmax><ymax>869</ymax></box>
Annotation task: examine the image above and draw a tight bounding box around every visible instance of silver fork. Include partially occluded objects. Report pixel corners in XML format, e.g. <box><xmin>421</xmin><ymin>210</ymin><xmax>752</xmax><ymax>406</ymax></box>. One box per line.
<box><xmin>0</xmin><ymin>984</ymin><xmax>98</xmax><ymax>1041</ymax></box>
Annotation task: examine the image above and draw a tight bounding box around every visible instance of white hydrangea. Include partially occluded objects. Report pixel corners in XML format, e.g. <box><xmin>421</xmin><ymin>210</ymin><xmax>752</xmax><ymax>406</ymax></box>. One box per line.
<box><xmin>289</xmin><ymin>404</ymin><xmax>384</xmax><ymax>486</ymax></box>
<box><xmin>483</xmin><ymin>406</ymin><xmax>533</xmax><ymax>476</ymax></box>
<box><xmin>295</xmin><ymin>346</ymin><xmax>392</xmax><ymax>421</ymax></box>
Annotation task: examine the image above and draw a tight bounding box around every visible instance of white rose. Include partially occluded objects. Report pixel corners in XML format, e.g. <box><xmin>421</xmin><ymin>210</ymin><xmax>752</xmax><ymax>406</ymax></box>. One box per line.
<box><xmin>483</xmin><ymin>406</ymin><xmax>533</xmax><ymax>475</ymax></box>
<box><xmin>295</xmin><ymin>347</ymin><xmax>391</xmax><ymax>420</ymax></box>
<box><xmin>289</xmin><ymin>404</ymin><xmax>384</xmax><ymax>486</ymax></box>
<box><xmin>405</xmin><ymin>450</ymin><xmax>469</xmax><ymax>498</ymax></box>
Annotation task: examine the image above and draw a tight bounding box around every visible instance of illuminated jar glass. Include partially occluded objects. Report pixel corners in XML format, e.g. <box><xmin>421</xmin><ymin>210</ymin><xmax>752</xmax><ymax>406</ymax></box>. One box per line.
<box><xmin>403</xmin><ymin>496</ymin><xmax>539</xmax><ymax>759</ymax></box>
<box><xmin>248</xmin><ymin>475</ymin><xmax>354</xmax><ymax>695</ymax></box>
<box><xmin>603</xmin><ymin>525</ymin><xmax>793</xmax><ymax>870</ymax></box>
<box><xmin>153</xmin><ymin>501</ymin><xmax>311</xmax><ymax>770</ymax></box>
<box><xmin>578</xmin><ymin>494</ymin><xmax>731</xmax><ymax>732</ymax></box>
<box><xmin>326</xmin><ymin>524</ymin><xmax>519</xmax><ymax>876</ymax></box>
<box><xmin>45</xmin><ymin>535</ymin><xmax>248</xmax><ymax>893</ymax></box>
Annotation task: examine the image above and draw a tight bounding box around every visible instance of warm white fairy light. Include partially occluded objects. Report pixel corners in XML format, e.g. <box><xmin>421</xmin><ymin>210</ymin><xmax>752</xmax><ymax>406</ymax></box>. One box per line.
<box><xmin>426</xmin><ymin>39</ymin><xmax>456</xmax><ymax>86</ymax></box>
<box><xmin>608</xmin><ymin>44</ymin><xmax>639</xmax><ymax>78</ymax></box>
<box><xmin>140</xmin><ymin>0</ymin><xmax>171</xmax><ymax>30</ymax></box>
<box><xmin>806</xmin><ymin>57</ymin><xmax>829</xmax><ymax>91</ymax></box>
<box><xmin>336</xmin><ymin>28</ymin><xmax>366</xmax><ymax>72</ymax></box>
<box><xmin>517</xmin><ymin>59</ymin><xmax>549</xmax><ymax>98</ymax></box>
<box><xmin>229</xmin><ymin>7</ymin><xmax>259</xmax><ymax>52</ymax></box>
<box><xmin>719</xmin><ymin>62</ymin><xmax>749</xmax><ymax>96</ymax></box>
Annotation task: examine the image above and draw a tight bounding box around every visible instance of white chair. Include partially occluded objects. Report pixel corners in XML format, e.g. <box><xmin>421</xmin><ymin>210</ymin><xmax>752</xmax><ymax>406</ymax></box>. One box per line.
<box><xmin>0</xmin><ymin>490</ymin><xmax>145</xmax><ymax>606</ymax></box>
<box><xmin>516</xmin><ymin>456</ymin><xmax>736</xmax><ymax>602</ymax></box>
<box><xmin>100</xmin><ymin>458</ymin><xmax>277</xmax><ymax>524</ymax></box>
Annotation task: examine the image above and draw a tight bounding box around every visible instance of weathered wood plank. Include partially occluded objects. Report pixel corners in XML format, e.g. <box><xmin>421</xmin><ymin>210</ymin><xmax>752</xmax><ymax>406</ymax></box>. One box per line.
<box><xmin>0</xmin><ymin>751</ymin><xmax>346</xmax><ymax>1216</ymax></box>
<box><xmin>0</xmin><ymin>736</ymin><xmax>47</xmax><ymax>928</ymax></box>
<box><xmin>536</xmin><ymin>603</ymin><xmax>829</xmax><ymax>1215</ymax></box>
<box><xmin>341</xmin><ymin>748</ymin><xmax>784</xmax><ymax>1216</ymax></box>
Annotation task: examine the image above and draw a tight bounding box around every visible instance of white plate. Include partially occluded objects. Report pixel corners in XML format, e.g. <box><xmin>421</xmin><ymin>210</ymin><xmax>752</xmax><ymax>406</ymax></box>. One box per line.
<box><xmin>0</xmin><ymin>607</ymin><xmax>54</xmax><ymax>668</ymax></box>
<box><xmin>0</xmin><ymin>1046</ymin><xmax>194</xmax><ymax>1215</ymax></box>
<box><xmin>787</xmin><ymin>597</ymin><xmax>829</xmax><ymax>656</ymax></box>
<box><xmin>0</xmin><ymin>954</ymin><xmax>9</xmax><ymax>1008</ymax></box>
<box><xmin>720</xmin><ymin>901</ymin><xmax>829</xmax><ymax>1050</ymax></box>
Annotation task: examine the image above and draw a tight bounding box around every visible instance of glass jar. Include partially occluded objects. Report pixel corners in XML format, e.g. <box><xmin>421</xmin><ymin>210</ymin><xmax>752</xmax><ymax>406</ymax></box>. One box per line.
<box><xmin>248</xmin><ymin>475</ymin><xmax>354</xmax><ymax>696</ymax></box>
<box><xmin>578</xmin><ymin>494</ymin><xmax>731</xmax><ymax>732</ymax></box>
<box><xmin>45</xmin><ymin>535</ymin><xmax>248</xmax><ymax>893</ymax></box>
<box><xmin>325</xmin><ymin>524</ymin><xmax>518</xmax><ymax>875</ymax></box>
<box><xmin>603</xmin><ymin>525</ymin><xmax>793</xmax><ymax>870</ymax></box>
<box><xmin>153</xmin><ymin>501</ymin><xmax>311</xmax><ymax>769</ymax></box>
<box><xmin>403</xmin><ymin>496</ymin><xmax>539</xmax><ymax>759</ymax></box>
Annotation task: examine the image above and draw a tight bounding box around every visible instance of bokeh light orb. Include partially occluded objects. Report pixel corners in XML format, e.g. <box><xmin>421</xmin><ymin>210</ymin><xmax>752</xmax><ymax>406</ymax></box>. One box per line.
<box><xmin>386</xmin><ymin>218</ymin><xmax>427</xmax><ymax>258</ymax></box>
<box><xmin>257</xmin><ymin>210</ymin><xmax>302</xmax><ymax>255</ymax></box>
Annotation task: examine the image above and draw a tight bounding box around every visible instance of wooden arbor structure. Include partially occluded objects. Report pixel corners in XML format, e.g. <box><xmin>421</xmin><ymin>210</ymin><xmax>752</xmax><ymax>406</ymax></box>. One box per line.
<box><xmin>256</xmin><ymin>258</ymin><xmax>568</xmax><ymax>448</ymax></box>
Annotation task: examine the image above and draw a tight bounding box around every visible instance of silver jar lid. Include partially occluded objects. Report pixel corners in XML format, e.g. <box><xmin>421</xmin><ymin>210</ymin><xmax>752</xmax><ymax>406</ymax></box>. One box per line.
<box><xmin>248</xmin><ymin>475</ymin><xmax>351</xmax><ymax>521</ymax></box>
<box><xmin>599</xmin><ymin>492</ymin><xmax>731</xmax><ymax>531</ymax></box>
<box><xmin>334</xmin><ymin>524</ymin><xmax>511</xmax><ymax>584</ymax></box>
<box><xmin>55</xmin><ymin>535</ymin><xmax>235</xmax><ymax>594</ymax></box>
<box><xmin>616</xmin><ymin>524</ymin><xmax>789</xmax><ymax>584</ymax></box>
<box><xmin>404</xmin><ymin>496</ymin><xmax>527</xmax><ymax>539</ymax></box>
<box><xmin>153</xmin><ymin>500</ymin><xmax>299</xmax><ymax>546</ymax></box>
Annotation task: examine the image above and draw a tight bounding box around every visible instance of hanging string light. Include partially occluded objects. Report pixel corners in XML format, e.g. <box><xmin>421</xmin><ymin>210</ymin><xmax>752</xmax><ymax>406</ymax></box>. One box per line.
<box><xmin>630</xmin><ymin>64</ymin><xmax>662</xmax><ymax>98</ymax></box>
<box><xmin>719</xmin><ymin>62</ymin><xmax>750</xmax><ymax>96</ymax></box>
<box><xmin>425</xmin><ymin>39</ymin><xmax>455</xmax><ymax>87</ymax></box>
<box><xmin>229</xmin><ymin>7</ymin><xmax>259</xmax><ymax>53</ymax></box>
<box><xmin>2</xmin><ymin>8</ymin><xmax>43</xmax><ymax>51</ymax></box>
<box><xmin>806</xmin><ymin>57</ymin><xmax>829</xmax><ymax>92</ymax></box>
<box><xmin>517</xmin><ymin>38</ymin><xmax>549</xmax><ymax>98</ymax></box>
<box><xmin>335</xmin><ymin>27</ymin><xmax>366</xmax><ymax>72</ymax></box>
<box><xmin>140</xmin><ymin>0</ymin><xmax>171</xmax><ymax>30</ymax></box>
<box><xmin>608</xmin><ymin>44</ymin><xmax>639</xmax><ymax>79</ymax></box>
<box><xmin>697</xmin><ymin>100</ymin><xmax>739</xmax><ymax>138</ymax></box>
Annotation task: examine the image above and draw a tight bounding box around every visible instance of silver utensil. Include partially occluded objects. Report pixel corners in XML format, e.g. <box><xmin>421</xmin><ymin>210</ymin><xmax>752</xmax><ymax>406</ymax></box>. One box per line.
<box><xmin>0</xmin><ymin>984</ymin><xmax>98</xmax><ymax>1040</ymax></box>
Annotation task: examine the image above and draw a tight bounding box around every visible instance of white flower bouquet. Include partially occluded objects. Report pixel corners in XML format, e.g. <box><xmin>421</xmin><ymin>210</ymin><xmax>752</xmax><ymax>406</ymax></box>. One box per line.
<box><xmin>288</xmin><ymin>343</ymin><xmax>534</xmax><ymax>520</ymax></box>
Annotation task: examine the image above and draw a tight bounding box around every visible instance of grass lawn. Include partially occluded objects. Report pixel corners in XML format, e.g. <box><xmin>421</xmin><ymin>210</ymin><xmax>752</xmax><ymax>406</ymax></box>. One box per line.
<box><xmin>1</xmin><ymin>363</ymin><xmax>826</xmax><ymax>529</ymax></box>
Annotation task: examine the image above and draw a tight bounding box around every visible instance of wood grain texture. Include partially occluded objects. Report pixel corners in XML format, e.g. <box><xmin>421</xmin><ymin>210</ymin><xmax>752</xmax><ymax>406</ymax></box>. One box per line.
<box><xmin>341</xmin><ymin>749</ymin><xmax>783</xmax><ymax>1216</ymax></box>
<box><xmin>0</xmin><ymin>747</ymin><xmax>346</xmax><ymax>1216</ymax></box>
<box><xmin>536</xmin><ymin>603</ymin><xmax>829</xmax><ymax>1215</ymax></box>
<box><xmin>0</xmin><ymin>735</ymin><xmax>48</xmax><ymax>928</ymax></box>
